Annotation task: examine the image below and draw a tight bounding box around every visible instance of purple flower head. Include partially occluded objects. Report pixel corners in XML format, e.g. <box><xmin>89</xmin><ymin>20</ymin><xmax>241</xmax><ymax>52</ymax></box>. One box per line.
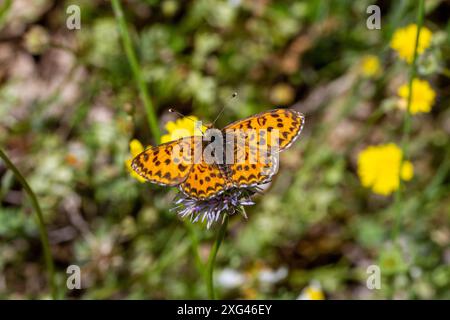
<box><xmin>171</xmin><ymin>187</ymin><xmax>259</xmax><ymax>229</ymax></box>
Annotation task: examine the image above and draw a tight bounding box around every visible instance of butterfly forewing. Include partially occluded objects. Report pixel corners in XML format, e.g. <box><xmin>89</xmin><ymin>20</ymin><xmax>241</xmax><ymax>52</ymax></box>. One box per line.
<box><xmin>131</xmin><ymin>136</ymin><xmax>200</xmax><ymax>186</ymax></box>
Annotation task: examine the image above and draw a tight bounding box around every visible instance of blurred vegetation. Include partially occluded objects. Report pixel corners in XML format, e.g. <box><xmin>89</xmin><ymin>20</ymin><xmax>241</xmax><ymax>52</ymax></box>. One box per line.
<box><xmin>0</xmin><ymin>0</ymin><xmax>449</xmax><ymax>299</ymax></box>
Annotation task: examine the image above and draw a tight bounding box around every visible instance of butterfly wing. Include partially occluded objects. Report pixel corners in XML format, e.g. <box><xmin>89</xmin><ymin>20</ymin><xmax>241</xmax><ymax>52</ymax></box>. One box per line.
<box><xmin>223</xmin><ymin>109</ymin><xmax>305</xmax><ymax>151</ymax></box>
<box><xmin>179</xmin><ymin>163</ymin><xmax>231</xmax><ymax>200</ymax></box>
<box><xmin>132</xmin><ymin>109</ymin><xmax>304</xmax><ymax>196</ymax></box>
<box><xmin>223</xmin><ymin>108</ymin><xmax>304</xmax><ymax>187</ymax></box>
<box><xmin>131</xmin><ymin>136</ymin><xmax>200</xmax><ymax>186</ymax></box>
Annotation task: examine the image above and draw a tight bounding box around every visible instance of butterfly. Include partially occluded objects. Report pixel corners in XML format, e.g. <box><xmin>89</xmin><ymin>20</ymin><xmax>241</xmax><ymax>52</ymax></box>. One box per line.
<box><xmin>131</xmin><ymin>109</ymin><xmax>305</xmax><ymax>200</ymax></box>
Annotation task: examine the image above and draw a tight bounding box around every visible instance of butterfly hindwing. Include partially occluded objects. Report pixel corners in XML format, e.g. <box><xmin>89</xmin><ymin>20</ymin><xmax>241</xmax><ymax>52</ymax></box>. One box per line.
<box><xmin>222</xmin><ymin>130</ymin><xmax>277</xmax><ymax>187</ymax></box>
<box><xmin>131</xmin><ymin>137</ymin><xmax>200</xmax><ymax>186</ymax></box>
<box><xmin>179</xmin><ymin>163</ymin><xmax>231</xmax><ymax>200</ymax></box>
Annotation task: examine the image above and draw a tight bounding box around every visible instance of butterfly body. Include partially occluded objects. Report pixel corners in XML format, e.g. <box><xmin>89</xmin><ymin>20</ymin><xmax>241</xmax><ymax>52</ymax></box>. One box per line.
<box><xmin>132</xmin><ymin>109</ymin><xmax>305</xmax><ymax>200</ymax></box>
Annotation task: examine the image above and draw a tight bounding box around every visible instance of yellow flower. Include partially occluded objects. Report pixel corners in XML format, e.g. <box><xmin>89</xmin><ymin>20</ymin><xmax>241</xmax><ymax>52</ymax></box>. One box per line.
<box><xmin>270</xmin><ymin>83</ymin><xmax>295</xmax><ymax>105</ymax></box>
<box><xmin>125</xmin><ymin>139</ymin><xmax>147</xmax><ymax>183</ymax></box>
<box><xmin>390</xmin><ymin>24</ymin><xmax>432</xmax><ymax>63</ymax></box>
<box><xmin>397</xmin><ymin>79</ymin><xmax>436</xmax><ymax>114</ymax></box>
<box><xmin>360</xmin><ymin>55</ymin><xmax>381</xmax><ymax>78</ymax></box>
<box><xmin>357</xmin><ymin>143</ymin><xmax>414</xmax><ymax>196</ymax></box>
<box><xmin>161</xmin><ymin>116</ymin><xmax>207</xmax><ymax>143</ymax></box>
<box><xmin>401</xmin><ymin>160</ymin><xmax>414</xmax><ymax>181</ymax></box>
<box><xmin>298</xmin><ymin>282</ymin><xmax>325</xmax><ymax>300</ymax></box>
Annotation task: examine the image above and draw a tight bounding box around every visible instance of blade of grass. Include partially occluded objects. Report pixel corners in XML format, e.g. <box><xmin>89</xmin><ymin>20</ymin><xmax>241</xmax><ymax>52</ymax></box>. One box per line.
<box><xmin>111</xmin><ymin>0</ymin><xmax>160</xmax><ymax>143</ymax></box>
<box><xmin>0</xmin><ymin>0</ymin><xmax>12</xmax><ymax>29</ymax></box>
<box><xmin>385</xmin><ymin>0</ymin><xmax>409</xmax><ymax>41</ymax></box>
<box><xmin>0</xmin><ymin>148</ymin><xmax>57</xmax><ymax>299</ymax></box>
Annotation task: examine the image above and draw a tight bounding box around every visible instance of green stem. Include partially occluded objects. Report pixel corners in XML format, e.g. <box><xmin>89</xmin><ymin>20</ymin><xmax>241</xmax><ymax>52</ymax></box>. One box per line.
<box><xmin>0</xmin><ymin>0</ymin><xmax>12</xmax><ymax>29</ymax></box>
<box><xmin>111</xmin><ymin>0</ymin><xmax>161</xmax><ymax>143</ymax></box>
<box><xmin>184</xmin><ymin>220</ymin><xmax>207</xmax><ymax>280</ymax></box>
<box><xmin>385</xmin><ymin>0</ymin><xmax>409</xmax><ymax>41</ymax></box>
<box><xmin>392</xmin><ymin>0</ymin><xmax>425</xmax><ymax>241</ymax></box>
<box><xmin>206</xmin><ymin>215</ymin><xmax>229</xmax><ymax>299</ymax></box>
<box><xmin>0</xmin><ymin>148</ymin><xmax>57</xmax><ymax>299</ymax></box>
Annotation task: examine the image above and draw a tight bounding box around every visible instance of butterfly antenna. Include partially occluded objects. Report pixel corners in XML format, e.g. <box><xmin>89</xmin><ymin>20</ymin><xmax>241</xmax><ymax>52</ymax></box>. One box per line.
<box><xmin>168</xmin><ymin>108</ymin><xmax>198</xmax><ymax>123</ymax></box>
<box><xmin>212</xmin><ymin>92</ymin><xmax>237</xmax><ymax>126</ymax></box>
<box><xmin>169</xmin><ymin>108</ymin><xmax>205</xmax><ymax>135</ymax></box>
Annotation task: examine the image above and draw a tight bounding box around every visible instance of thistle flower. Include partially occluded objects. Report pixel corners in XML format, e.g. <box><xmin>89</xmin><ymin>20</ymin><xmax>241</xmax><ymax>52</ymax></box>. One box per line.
<box><xmin>172</xmin><ymin>187</ymin><xmax>258</xmax><ymax>229</ymax></box>
<box><xmin>390</xmin><ymin>24</ymin><xmax>432</xmax><ymax>64</ymax></box>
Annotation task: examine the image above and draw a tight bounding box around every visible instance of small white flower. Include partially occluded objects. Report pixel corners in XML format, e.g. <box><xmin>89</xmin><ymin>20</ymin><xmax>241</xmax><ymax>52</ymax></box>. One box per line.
<box><xmin>258</xmin><ymin>266</ymin><xmax>288</xmax><ymax>284</ymax></box>
<box><xmin>217</xmin><ymin>268</ymin><xmax>246</xmax><ymax>289</ymax></box>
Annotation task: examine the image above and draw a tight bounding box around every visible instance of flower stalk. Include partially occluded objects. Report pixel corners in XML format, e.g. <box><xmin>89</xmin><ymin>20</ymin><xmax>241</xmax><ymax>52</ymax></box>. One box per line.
<box><xmin>392</xmin><ymin>0</ymin><xmax>425</xmax><ymax>241</ymax></box>
<box><xmin>184</xmin><ymin>220</ymin><xmax>207</xmax><ymax>280</ymax></box>
<box><xmin>173</xmin><ymin>188</ymin><xmax>256</xmax><ymax>298</ymax></box>
<box><xmin>206</xmin><ymin>214</ymin><xmax>229</xmax><ymax>299</ymax></box>
<box><xmin>0</xmin><ymin>148</ymin><xmax>57</xmax><ymax>299</ymax></box>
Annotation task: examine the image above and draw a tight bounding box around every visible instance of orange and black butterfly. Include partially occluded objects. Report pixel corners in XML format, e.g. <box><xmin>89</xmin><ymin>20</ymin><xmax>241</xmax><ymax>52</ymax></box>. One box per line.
<box><xmin>131</xmin><ymin>109</ymin><xmax>305</xmax><ymax>200</ymax></box>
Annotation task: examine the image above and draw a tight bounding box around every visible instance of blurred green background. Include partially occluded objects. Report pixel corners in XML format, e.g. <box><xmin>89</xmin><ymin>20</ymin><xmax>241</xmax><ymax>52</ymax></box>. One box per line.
<box><xmin>0</xmin><ymin>0</ymin><xmax>449</xmax><ymax>299</ymax></box>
